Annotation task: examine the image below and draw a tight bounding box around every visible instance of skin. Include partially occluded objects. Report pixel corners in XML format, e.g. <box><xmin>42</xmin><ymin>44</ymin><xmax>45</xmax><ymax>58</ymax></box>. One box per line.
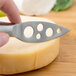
<box><xmin>0</xmin><ymin>0</ymin><xmax>21</xmax><ymax>47</ymax></box>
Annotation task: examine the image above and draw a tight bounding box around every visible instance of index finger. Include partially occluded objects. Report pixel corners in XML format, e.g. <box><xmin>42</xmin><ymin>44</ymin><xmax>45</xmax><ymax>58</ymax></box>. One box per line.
<box><xmin>1</xmin><ymin>0</ymin><xmax>21</xmax><ymax>24</ymax></box>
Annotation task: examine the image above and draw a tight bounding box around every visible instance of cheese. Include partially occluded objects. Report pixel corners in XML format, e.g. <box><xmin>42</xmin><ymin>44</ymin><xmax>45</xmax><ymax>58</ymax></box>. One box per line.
<box><xmin>0</xmin><ymin>16</ymin><xmax>60</xmax><ymax>74</ymax></box>
<box><xmin>14</xmin><ymin>0</ymin><xmax>56</xmax><ymax>15</ymax></box>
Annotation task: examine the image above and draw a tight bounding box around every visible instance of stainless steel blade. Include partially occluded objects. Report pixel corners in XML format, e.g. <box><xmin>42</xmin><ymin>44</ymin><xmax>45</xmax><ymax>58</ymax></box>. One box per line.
<box><xmin>0</xmin><ymin>21</ymin><xmax>70</xmax><ymax>43</ymax></box>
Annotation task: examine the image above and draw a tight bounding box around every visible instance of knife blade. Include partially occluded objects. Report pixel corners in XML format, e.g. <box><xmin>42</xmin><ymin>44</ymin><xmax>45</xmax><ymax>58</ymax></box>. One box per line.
<box><xmin>0</xmin><ymin>21</ymin><xmax>70</xmax><ymax>43</ymax></box>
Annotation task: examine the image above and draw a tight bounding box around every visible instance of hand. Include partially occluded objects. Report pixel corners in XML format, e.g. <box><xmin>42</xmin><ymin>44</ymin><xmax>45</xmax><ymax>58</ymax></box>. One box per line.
<box><xmin>0</xmin><ymin>0</ymin><xmax>21</xmax><ymax>47</ymax></box>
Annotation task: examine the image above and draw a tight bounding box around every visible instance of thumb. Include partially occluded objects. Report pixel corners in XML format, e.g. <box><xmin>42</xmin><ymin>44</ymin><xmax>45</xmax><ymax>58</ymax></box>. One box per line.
<box><xmin>0</xmin><ymin>33</ymin><xmax>9</xmax><ymax>47</ymax></box>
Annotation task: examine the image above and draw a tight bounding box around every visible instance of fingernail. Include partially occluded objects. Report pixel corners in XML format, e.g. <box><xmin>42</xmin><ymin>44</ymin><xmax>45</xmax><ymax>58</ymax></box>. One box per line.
<box><xmin>0</xmin><ymin>33</ymin><xmax>9</xmax><ymax>47</ymax></box>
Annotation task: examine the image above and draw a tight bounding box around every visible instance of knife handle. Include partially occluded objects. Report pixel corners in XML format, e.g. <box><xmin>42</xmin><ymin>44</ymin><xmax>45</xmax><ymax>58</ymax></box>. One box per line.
<box><xmin>0</xmin><ymin>25</ymin><xmax>14</xmax><ymax>34</ymax></box>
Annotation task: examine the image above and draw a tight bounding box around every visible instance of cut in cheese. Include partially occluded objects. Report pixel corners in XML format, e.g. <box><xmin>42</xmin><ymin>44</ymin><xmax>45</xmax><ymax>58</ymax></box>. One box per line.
<box><xmin>0</xmin><ymin>16</ymin><xmax>60</xmax><ymax>74</ymax></box>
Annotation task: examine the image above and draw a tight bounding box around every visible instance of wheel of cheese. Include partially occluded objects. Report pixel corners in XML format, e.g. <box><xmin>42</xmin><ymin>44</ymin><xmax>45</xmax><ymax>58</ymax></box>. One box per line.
<box><xmin>0</xmin><ymin>16</ymin><xmax>60</xmax><ymax>74</ymax></box>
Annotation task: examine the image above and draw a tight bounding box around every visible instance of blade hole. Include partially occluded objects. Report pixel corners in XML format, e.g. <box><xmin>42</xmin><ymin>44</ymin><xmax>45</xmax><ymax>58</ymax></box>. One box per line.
<box><xmin>46</xmin><ymin>28</ymin><xmax>53</xmax><ymax>37</ymax></box>
<box><xmin>57</xmin><ymin>28</ymin><xmax>61</xmax><ymax>33</ymax></box>
<box><xmin>37</xmin><ymin>24</ymin><xmax>43</xmax><ymax>31</ymax></box>
<box><xmin>24</xmin><ymin>26</ymin><xmax>34</xmax><ymax>38</ymax></box>
<box><xmin>36</xmin><ymin>33</ymin><xmax>41</xmax><ymax>39</ymax></box>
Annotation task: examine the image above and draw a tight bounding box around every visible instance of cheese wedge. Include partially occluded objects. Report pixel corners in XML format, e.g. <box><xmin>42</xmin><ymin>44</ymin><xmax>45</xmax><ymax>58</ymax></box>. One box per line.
<box><xmin>0</xmin><ymin>16</ymin><xmax>60</xmax><ymax>74</ymax></box>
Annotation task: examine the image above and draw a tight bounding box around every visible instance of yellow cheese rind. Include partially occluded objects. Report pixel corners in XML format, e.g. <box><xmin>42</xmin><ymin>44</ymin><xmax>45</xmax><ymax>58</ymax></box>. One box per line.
<box><xmin>0</xmin><ymin>16</ymin><xmax>60</xmax><ymax>74</ymax></box>
<box><xmin>35</xmin><ymin>38</ymin><xmax>59</xmax><ymax>69</ymax></box>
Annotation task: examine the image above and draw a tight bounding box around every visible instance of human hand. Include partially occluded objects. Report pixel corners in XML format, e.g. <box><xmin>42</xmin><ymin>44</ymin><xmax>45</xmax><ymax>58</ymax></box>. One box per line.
<box><xmin>0</xmin><ymin>0</ymin><xmax>21</xmax><ymax>47</ymax></box>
